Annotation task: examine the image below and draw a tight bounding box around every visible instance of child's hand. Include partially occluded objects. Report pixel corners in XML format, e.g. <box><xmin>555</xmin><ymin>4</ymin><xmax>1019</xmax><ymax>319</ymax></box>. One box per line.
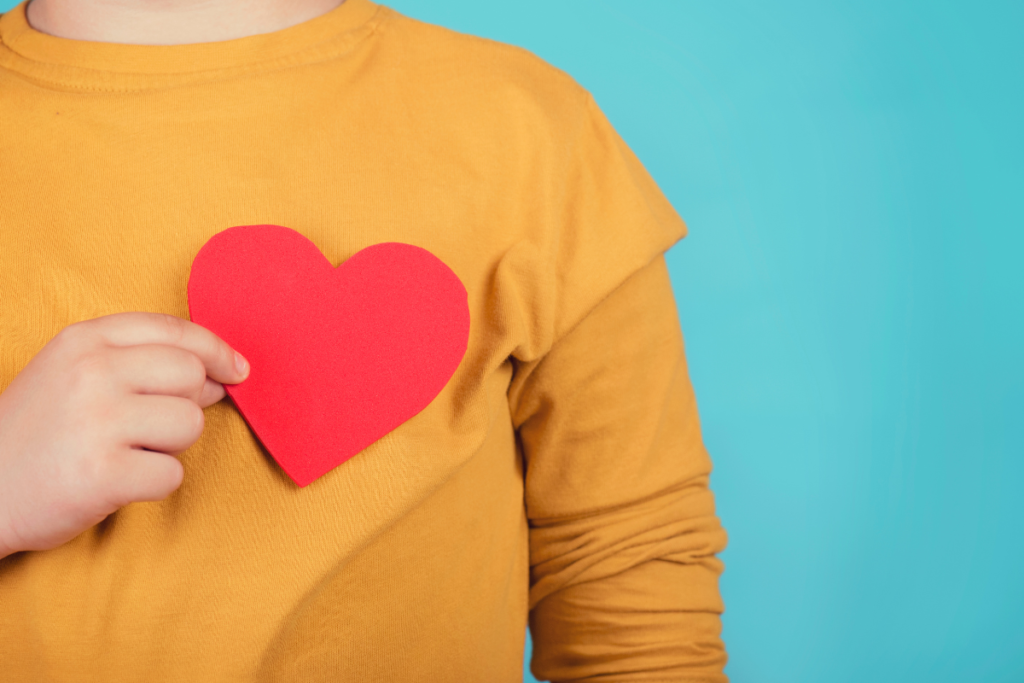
<box><xmin>0</xmin><ymin>313</ymin><xmax>249</xmax><ymax>560</ymax></box>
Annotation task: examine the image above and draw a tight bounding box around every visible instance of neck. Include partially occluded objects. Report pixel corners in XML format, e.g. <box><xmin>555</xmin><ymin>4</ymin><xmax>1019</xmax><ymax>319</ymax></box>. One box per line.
<box><xmin>25</xmin><ymin>0</ymin><xmax>346</xmax><ymax>45</ymax></box>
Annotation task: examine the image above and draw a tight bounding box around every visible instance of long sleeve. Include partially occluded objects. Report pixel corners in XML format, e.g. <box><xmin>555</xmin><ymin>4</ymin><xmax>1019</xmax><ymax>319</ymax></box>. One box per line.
<box><xmin>509</xmin><ymin>254</ymin><xmax>728</xmax><ymax>682</ymax></box>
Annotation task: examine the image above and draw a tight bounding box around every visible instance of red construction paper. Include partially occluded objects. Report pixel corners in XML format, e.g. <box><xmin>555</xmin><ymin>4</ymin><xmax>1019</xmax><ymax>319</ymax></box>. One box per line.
<box><xmin>187</xmin><ymin>225</ymin><xmax>470</xmax><ymax>487</ymax></box>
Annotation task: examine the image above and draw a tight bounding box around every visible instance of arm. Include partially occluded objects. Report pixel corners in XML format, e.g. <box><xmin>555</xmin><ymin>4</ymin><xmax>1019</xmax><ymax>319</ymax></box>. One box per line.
<box><xmin>511</xmin><ymin>254</ymin><xmax>728</xmax><ymax>682</ymax></box>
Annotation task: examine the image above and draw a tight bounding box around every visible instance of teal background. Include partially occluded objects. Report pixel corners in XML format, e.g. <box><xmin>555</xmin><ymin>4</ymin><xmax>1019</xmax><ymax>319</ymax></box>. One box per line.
<box><xmin>4</xmin><ymin>1</ymin><xmax>1021</xmax><ymax>681</ymax></box>
<box><xmin>378</xmin><ymin>2</ymin><xmax>1024</xmax><ymax>681</ymax></box>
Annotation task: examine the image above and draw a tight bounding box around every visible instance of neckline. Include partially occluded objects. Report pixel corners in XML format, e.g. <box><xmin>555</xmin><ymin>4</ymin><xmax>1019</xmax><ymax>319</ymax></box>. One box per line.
<box><xmin>0</xmin><ymin>0</ymin><xmax>383</xmax><ymax>91</ymax></box>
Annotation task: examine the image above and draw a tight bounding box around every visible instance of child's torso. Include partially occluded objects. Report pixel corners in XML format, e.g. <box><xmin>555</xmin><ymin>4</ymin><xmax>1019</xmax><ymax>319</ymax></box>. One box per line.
<box><xmin>0</xmin><ymin>3</ymin><xmax>580</xmax><ymax>676</ymax></box>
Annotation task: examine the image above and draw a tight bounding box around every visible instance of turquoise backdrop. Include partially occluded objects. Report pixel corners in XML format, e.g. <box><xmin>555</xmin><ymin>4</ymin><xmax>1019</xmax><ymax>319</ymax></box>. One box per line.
<box><xmin>380</xmin><ymin>2</ymin><xmax>1024</xmax><ymax>681</ymax></box>
<box><xmin>3</xmin><ymin>1</ymin><xmax>1021</xmax><ymax>681</ymax></box>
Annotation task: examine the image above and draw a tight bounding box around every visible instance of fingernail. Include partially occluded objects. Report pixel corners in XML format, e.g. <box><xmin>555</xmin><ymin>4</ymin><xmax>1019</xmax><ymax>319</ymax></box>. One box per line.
<box><xmin>234</xmin><ymin>351</ymin><xmax>250</xmax><ymax>378</ymax></box>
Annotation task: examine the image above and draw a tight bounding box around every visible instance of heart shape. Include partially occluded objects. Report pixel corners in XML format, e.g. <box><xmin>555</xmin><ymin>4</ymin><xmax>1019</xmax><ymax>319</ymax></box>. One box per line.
<box><xmin>187</xmin><ymin>225</ymin><xmax>470</xmax><ymax>487</ymax></box>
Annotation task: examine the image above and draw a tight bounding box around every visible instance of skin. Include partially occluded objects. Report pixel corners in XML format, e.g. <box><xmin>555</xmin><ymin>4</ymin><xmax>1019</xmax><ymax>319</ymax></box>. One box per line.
<box><xmin>0</xmin><ymin>314</ymin><xmax>251</xmax><ymax>559</ymax></box>
<box><xmin>1</xmin><ymin>3</ymin><xmax>346</xmax><ymax>561</ymax></box>
<box><xmin>26</xmin><ymin>0</ymin><xmax>346</xmax><ymax>45</ymax></box>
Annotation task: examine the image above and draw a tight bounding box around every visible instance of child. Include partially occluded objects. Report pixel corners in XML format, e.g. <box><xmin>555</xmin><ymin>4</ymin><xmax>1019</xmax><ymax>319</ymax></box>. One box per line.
<box><xmin>0</xmin><ymin>0</ymin><xmax>729</xmax><ymax>680</ymax></box>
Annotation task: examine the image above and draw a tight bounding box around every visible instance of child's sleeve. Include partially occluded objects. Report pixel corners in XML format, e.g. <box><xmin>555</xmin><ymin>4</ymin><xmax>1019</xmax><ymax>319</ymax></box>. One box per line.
<box><xmin>508</xmin><ymin>95</ymin><xmax>728</xmax><ymax>682</ymax></box>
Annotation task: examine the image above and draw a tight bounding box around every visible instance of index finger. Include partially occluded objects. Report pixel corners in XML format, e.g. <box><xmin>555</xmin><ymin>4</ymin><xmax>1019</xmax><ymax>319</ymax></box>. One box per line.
<box><xmin>83</xmin><ymin>312</ymin><xmax>249</xmax><ymax>385</ymax></box>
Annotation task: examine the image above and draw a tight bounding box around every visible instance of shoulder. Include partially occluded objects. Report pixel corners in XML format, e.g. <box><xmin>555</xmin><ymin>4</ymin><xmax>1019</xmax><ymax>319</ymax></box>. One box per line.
<box><xmin>372</xmin><ymin>6</ymin><xmax>593</xmax><ymax>139</ymax></box>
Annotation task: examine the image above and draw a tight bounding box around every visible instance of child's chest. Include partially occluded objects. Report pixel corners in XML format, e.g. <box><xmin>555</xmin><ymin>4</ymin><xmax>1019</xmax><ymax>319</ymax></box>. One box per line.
<box><xmin>0</xmin><ymin>142</ymin><xmax>527</xmax><ymax>535</ymax></box>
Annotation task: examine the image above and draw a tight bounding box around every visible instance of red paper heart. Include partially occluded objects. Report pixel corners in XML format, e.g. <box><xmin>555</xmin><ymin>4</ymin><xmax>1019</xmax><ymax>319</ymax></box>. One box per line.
<box><xmin>187</xmin><ymin>225</ymin><xmax>470</xmax><ymax>487</ymax></box>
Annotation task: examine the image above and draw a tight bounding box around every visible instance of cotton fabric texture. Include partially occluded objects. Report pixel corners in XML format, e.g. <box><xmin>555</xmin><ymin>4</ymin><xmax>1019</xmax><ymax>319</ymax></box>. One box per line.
<box><xmin>0</xmin><ymin>0</ymin><xmax>728</xmax><ymax>680</ymax></box>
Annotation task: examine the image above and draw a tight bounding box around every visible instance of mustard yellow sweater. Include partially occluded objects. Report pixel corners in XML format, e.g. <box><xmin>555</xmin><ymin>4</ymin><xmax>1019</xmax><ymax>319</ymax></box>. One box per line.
<box><xmin>0</xmin><ymin>1</ymin><xmax>728</xmax><ymax>680</ymax></box>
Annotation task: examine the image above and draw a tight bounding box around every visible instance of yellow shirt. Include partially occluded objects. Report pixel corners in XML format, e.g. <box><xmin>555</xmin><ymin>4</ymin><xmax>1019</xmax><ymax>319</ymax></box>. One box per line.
<box><xmin>0</xmin><ymin>1</ymin><xmax>728</xmax><ymax>680</ymax></box>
